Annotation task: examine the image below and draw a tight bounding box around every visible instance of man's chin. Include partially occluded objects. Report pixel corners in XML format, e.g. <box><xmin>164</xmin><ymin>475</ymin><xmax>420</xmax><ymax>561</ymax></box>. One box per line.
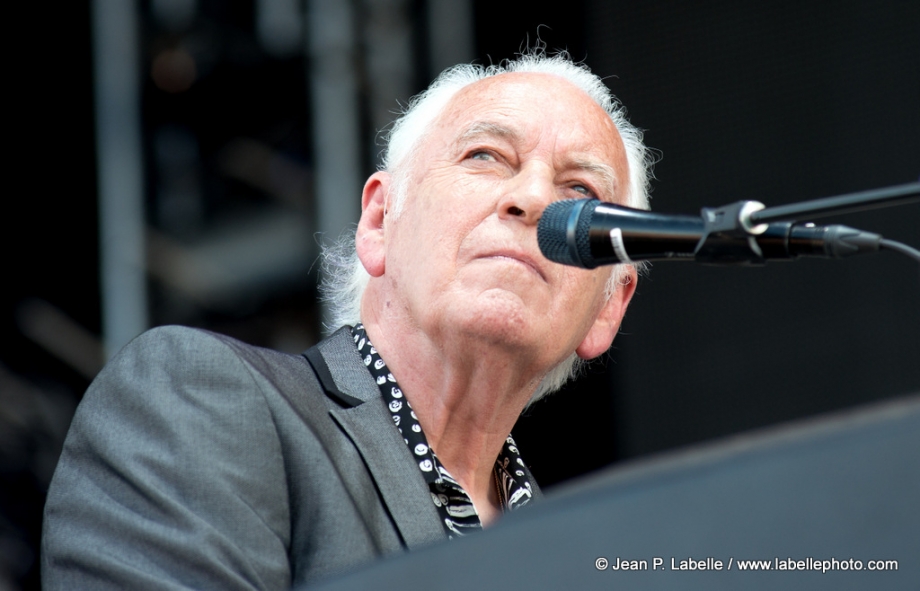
<box><xmin>451</xmin><ymin>290</ymin><xmax>543</xmax><ymax>346</ymax></box>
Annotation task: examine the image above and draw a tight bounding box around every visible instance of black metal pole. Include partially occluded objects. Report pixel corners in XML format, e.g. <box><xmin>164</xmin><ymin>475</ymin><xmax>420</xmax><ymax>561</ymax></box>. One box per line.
<box><xmin>749</xmin><ymin>182</ymin><xmax>920</xmax><ymax>225</ymax></box>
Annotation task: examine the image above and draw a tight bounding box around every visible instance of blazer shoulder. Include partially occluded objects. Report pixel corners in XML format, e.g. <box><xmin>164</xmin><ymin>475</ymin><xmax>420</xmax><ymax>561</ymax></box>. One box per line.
<box><xmin>114</xmin><ymin>325</ymin><xmax>312</xmax><ymax>382</ymax></box>
<box><xmin>122</xmin><ymin>324</ymin><xmax>282</xmax><ymax>359</ymax></box>
<box><xmin>44</xmin><ymin>325</ymin><xmax>298</xmax><ymax>589</ymax></box>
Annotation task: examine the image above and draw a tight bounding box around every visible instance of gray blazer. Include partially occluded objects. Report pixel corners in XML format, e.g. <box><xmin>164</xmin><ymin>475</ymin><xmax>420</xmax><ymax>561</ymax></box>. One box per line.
<box><xmin>41</xmin><ymin>325</ymin><xmax>456</xmax><ymax>589</ymax></box>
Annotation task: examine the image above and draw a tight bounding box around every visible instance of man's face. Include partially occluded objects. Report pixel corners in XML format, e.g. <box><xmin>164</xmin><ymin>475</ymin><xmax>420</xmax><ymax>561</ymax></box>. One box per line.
<box><xmin>362</xmin><ymin>72</ymin><xmax>635</xmax><ymax>367</ymax></box>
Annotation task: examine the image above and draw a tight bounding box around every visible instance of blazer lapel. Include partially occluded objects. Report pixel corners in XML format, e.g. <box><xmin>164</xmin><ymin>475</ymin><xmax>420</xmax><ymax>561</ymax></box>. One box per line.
<box><xmin>307</xmin><ymin>329</ymin><xmax>444</xmax><ymax>549</ymax></box>
<box><xmin>329</xmin><ymin>403</ymin><xmax>444</xmax><ymax>549</ymax></box>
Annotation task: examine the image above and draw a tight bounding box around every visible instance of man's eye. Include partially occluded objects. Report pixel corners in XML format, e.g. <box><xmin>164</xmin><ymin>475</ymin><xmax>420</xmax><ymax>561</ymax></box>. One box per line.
<box><xmin>572</xmin><ymin>185</ymin><xmax>593</xmax><ymax>196</ymax></box>
<box><xmin>469</xmin><ymin>151</ymin><xmax>495</xmax><ymax>161</ymax></box>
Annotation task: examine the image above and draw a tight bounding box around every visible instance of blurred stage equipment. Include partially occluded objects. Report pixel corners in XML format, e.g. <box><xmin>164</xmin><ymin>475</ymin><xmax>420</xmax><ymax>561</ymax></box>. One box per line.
<box><xmin>92</xmin><ymin>0</ymin><xmax>148</xmax><ymax>357</ymax></box>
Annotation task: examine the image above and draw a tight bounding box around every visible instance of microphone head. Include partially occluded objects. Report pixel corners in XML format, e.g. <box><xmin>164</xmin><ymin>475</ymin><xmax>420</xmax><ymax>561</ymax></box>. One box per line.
<box><xmin>537</xmin><ymin>199</ymin><xmax>600</xmax><ymax>268</ymax></box>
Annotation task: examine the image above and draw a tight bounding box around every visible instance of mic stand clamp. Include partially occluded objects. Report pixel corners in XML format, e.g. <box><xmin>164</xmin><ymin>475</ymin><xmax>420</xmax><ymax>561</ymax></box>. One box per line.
<box><xmin>695</xmin><ymin>201</ymin><xmax>769</xmax><ymax>265</ymax></box>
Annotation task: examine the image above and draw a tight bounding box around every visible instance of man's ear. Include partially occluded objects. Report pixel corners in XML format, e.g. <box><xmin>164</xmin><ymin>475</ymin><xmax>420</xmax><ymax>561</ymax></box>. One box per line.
<box><xmin>575</xmin><ymin>266</ymin><xmax>638</xmax><ymax>360</ymax></box>
<box><xmin>355</xmin><ymin>171</ymin><xmax>391</xmax><ymax>278</ymax></box>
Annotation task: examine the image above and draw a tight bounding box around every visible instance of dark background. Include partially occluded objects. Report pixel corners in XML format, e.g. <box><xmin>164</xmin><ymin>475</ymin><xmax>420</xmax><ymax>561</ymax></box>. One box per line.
<box><xmin>3</xmin><ymin>0</ymin><xmax>918</xmax><ymax>588</ymax></box>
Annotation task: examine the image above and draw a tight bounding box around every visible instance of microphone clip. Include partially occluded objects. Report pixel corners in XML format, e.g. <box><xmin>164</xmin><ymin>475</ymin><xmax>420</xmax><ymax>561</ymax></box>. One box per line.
<box><xmin>695</xmin><ymin>201</ymin><xmax>770</xmax><ymax>265</ymax></box>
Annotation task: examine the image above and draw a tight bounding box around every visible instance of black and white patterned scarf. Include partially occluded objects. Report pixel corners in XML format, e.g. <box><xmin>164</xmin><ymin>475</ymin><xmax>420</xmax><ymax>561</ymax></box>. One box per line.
<box><xmin>352</xmin><ymin>324</ymin><xmax>535</xmax><ymax>539</ymax></box>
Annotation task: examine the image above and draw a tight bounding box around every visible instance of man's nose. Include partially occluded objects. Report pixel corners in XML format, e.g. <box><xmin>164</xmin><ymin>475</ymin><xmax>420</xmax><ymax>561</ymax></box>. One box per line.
<box><xmin>497</xmin><ymin>163</ymin><xmax>555</xmax><ymax>225</ymax></box>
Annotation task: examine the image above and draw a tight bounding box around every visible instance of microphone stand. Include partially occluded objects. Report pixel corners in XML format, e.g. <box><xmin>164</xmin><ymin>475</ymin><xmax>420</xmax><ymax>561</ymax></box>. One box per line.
<box><xmin>694</xmin><ymin>181</ymin><xmax>920</xmax><ymax>265</ymax></box>
<box><xmin>749</xmin><ymin>182</ymin><xmax>920</xmax><ymax>225</ymax></box>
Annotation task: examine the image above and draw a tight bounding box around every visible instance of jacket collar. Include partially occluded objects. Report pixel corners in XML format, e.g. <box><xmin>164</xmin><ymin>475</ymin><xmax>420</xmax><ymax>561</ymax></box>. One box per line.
<box><xmin>302</xmin><ymin>327</ymin><xmax>371</xmax><ymax>407</ymax></box>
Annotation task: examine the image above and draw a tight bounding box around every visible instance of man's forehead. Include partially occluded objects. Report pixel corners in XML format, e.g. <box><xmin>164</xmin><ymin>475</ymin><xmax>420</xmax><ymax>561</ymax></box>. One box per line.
<box><xmin>444</xmin><ymin>72</ymin><xmax>602</xmax><ymax>124</ymax></box>
<box><xmin>434</xmin><ymin>73</ymin><xmax>629</xmax><ymax>200</ymax></box>
<box><xmin>446</xmin><ymin>76</ymin><xmax>614</xmax><ymax>139</ymax></box>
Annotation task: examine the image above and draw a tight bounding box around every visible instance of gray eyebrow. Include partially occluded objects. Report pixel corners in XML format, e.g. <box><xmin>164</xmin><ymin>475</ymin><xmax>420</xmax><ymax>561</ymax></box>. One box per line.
<box><xmin>452</xmin><ymin>122</ymin><xmax>519</xmax><ymax>149</ymax></box>
<box><xmin>571</xmin><ymin>159</ymin><xmax>618</xmax><ymax>200</ymax></box>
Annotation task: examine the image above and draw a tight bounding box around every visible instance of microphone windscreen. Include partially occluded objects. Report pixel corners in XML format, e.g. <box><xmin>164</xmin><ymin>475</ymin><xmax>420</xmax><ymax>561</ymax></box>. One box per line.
<box><xmin>537</xmin><ymin>199</ymin><xmax>600</xmax><ymax>268</ymax></box>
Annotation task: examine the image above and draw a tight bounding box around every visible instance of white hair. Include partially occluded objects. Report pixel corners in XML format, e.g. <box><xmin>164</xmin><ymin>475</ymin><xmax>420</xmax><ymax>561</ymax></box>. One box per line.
<box><xmin>321</xmin><ymin>50</ymin><xmax>654</xmax><ymax>402</ymax></box>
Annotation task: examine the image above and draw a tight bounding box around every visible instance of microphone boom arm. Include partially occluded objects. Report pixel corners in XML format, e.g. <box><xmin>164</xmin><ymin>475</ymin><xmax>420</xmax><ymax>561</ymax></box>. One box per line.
<box><xmin>749</xmin><ymin>182</ymin><xmax>920</xmax><ymax>225</ymax></box>
<box><xmin>693</xmin><ymin>181</ymin><xmax>920</xmax><ymax>265</ymax></box>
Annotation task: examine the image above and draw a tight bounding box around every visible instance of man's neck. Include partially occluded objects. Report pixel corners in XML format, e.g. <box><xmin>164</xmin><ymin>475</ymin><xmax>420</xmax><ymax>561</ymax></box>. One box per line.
<box><xmin>360</xmin><ymin>308</ymin><xmax>543</xmax><ymax>523</ymax></box>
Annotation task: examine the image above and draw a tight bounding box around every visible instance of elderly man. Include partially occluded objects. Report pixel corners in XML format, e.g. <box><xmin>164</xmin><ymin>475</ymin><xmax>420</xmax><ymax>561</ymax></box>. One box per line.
<box><xmin>42</xmin><ymin>52</ymin><xmax>650</xmax><ymax>589</ymax></box>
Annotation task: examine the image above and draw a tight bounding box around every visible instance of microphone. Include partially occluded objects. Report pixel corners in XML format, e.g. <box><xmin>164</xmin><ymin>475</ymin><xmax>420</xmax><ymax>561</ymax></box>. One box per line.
<box><xmin>537</xmin><ymin>199</ymin><xmax>883</xmax><ymax>268</ymax></box>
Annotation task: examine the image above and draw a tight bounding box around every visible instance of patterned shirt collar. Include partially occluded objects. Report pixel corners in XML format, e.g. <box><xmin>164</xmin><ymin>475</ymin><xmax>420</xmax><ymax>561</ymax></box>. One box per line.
<box><xmin>351</xmin><ymin>324</ymin><xmax>536</xmax><ymax>539</ymax></box>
